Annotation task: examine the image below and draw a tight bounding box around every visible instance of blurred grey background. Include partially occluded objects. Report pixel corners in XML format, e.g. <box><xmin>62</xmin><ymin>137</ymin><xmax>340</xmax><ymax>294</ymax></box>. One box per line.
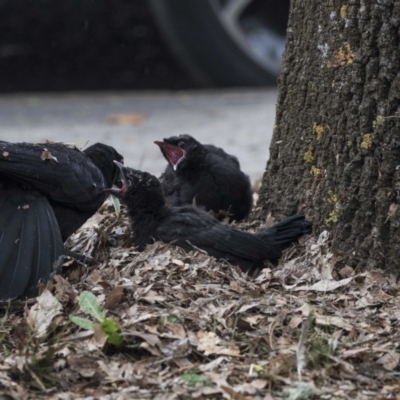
<box><xmin>0</xmin><ymin>0</ymin><xmax>288</xmax><ymax>91</ymax></box>
<box><xmin>0</xmin><ymin>0</ymin><xmax>289</xmax><ymax>182</ymax></box>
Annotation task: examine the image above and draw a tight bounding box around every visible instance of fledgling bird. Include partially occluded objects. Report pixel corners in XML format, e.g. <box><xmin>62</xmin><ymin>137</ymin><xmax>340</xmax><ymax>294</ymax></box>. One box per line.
<box><xmin>155</xmin><ymin>135</ymin><xmax>253</xmax><ymax>221</ymax></box>
<box><xmin>107</xmin><ymin>164</ymin><xmax>312</xmax><ymax>273</ymax></box>
<box><xmin>0</xmin><ymin>141</ymin><xmax>124</xmax><ymax>300</ymax></box>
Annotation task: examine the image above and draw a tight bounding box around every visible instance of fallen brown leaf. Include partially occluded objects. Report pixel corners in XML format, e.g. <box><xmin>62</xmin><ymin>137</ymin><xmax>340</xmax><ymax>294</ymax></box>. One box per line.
<box><xmin>104</xmin><ymin>286</ymin><xmax>124</xmax><ymax>310</ymax></box>
<box><xmin>107</xmin><ymin>113</ymin><xmax>145</xmax><ymax>125</ymax></box>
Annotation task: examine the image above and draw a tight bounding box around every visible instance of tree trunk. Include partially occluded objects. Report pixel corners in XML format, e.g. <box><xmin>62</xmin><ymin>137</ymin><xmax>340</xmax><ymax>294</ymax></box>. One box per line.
<box><xmin>258</xmin><ymin>0</ymin><xmax>400</xmax><ymax>272</ymax></box>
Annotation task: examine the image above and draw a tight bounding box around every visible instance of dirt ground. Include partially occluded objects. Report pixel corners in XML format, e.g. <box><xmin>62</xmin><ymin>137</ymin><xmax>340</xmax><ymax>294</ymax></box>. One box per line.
<box><xmin>1</xmin><ymin>201</ymin><xmax>400</xmax><ymax>399</ymax></box>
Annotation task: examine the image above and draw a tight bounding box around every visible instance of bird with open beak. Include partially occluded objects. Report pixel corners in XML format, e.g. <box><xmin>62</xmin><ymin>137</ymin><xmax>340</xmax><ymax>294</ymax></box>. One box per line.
<box><xmin>154</xmin><ymin>134</ymin><xmax>253</xmax><ymax>222</ymax></box>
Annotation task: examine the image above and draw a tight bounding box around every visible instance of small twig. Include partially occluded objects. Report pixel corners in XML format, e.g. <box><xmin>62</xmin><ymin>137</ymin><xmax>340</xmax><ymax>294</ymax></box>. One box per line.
<box><xmin>297</xmin><ymin>311</ymin><xmax>313</xmax><ymax>381</ymax></box>
<box><xmin>25</xmin><ymin>365</ymin><xmax>46</xmax><ymax>391</ymax></box>
<box><xmin>64</xmin><ymin>249</ymin><xmax>94</xmax><ymax>265</ymax></box>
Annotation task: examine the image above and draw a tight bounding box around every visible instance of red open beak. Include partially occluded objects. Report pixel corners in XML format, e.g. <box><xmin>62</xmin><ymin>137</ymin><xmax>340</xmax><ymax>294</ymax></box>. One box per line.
<box><xmin>154</xmin><ymin>141</ymin><xmax>186</xmax><ymax>170</ymax></box>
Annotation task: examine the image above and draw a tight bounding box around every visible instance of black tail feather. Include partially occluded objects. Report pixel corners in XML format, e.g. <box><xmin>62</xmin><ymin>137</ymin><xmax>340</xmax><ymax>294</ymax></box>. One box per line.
<box><xmin>0</xmin><ymin>202</ymin><xmax>32</xmax><ymax>297</ymax></box>
<box><xmin>256</xmin><ymin>214</ymin><xmax>312</xmax><ymax>249</ymax></box>
<box><xmin>0</xmin><ymin>187</ymin><xmax>64</xmax><ymax>300</ymax></box>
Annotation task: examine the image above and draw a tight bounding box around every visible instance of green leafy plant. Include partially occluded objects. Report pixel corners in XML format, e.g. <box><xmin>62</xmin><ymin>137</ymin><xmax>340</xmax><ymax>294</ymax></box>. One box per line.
<box><xmin>158</xmin><ymin>315</ymin><xmax>178</xmax><ymax>325</ymax></box>
<box><xmin>181</xmin><ymin>370</ymin><xmax>207</xmax><ymax>385</ymax></box>
<box><xmin>69</xmin><ymin>291</ymin><xmax>123</xmax><ymax>346</ymax></box>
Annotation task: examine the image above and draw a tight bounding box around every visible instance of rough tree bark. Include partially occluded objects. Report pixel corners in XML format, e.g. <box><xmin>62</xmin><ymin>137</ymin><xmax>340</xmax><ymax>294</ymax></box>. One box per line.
<box><xmin>258</xmin><ymin>0</ymin><xmax>400</xmax><ymax>272</ymax></box>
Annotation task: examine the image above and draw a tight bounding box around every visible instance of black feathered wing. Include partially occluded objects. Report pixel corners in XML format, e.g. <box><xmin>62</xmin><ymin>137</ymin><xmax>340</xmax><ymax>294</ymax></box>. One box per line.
<box><xmin>156</xmin><ymin>206</ymin><xmax>281</xmax><ymax>267</ymax></box>
<box><xmin>0</xmin><ymin>184</ymin><xmax>64</xmax><ymax>300</ymax></box>
<box><xmin>0</xmin><ymin>142</ymin><xmax>106</xmax><ymax>212</ymax></box>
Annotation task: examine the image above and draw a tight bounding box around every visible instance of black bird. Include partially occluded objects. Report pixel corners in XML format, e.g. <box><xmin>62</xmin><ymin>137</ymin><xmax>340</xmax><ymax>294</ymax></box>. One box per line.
<box><xmin>0</xmin><ymin>141</ymin><xmax>123</xmax><ymax>300</ymax></box>
<box><xmin>155</xmin><ymin>135</ymin><xmax>253</xmax><ymax>221</ymax></box>
<box><xmin>107</xmin><ymin>164</ymin><xmax>312</xmax><ymax>273</ymax></box>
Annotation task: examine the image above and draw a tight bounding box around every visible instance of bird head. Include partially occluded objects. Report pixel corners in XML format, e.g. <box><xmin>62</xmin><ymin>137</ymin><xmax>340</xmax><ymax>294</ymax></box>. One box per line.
<box><xmin>84</xmin><ymin>143</ymin><xmax>124</xmax><ymax>187</ymax></box>
<box><xmin>105</xmin><ymin>162</ymin><xmax>165</xmax><ymax>212</ymax></box>
<box><xmin>154</xmin><ymin>134</ymin><xmax>203</xmax><ymax>172</ymax></box>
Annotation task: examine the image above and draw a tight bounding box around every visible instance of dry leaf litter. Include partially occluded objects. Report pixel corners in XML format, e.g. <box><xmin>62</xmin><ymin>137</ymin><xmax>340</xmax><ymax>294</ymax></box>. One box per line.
<box><xmin>1</xmin><ymin>200</ymin><xmax>400</xmax><ymax>400</ymax></box>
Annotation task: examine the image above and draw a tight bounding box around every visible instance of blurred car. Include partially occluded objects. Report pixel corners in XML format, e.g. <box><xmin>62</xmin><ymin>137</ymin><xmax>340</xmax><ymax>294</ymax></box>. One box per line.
<box><xmin>0</xmin><ymin>0</ymin><xmax>289</xmax><ymax>92</ymax></box>
<box><xmin>149</xmin><ymin>0</ymin><xmax>290</xmax><ymax>86</ymax></box>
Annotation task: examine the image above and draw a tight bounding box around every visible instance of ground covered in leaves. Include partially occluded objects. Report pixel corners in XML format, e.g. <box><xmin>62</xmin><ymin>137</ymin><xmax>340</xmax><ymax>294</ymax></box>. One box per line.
<box><xmin>1</xmin><ymin>201</ymin><xmax>400</xmax><ymax>399</ymax></box>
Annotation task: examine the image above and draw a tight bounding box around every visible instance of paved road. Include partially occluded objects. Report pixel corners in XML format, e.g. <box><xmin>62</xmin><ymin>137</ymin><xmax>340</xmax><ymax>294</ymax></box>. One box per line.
<box><xmin>0</xmin><ymin>89</ymin><xmax>277</xmax><ymax>183</ymax></box>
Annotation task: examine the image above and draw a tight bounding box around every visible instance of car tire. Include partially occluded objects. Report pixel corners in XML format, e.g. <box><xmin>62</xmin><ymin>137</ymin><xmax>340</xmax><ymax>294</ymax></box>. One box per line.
<box><xmin>148</xmin><ymin>0</ymin><xmax>288</xmax><ymax>87</ymax></box>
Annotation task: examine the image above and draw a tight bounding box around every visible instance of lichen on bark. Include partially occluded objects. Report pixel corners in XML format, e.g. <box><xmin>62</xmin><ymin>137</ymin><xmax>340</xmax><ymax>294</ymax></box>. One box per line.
<box><xmin>258</xmin><ymin>0</ymin><xmax>400</xmax><ymax>271</ymax></box>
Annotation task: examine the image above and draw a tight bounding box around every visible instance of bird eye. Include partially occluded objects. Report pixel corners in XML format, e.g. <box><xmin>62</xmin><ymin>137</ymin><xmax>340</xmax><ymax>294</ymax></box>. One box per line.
<box><xmin>127</xmin><ymin>179</ymin><xmax>132</xmax><ymax>187</ymax></box>
<box><xmin>178</xmin><ymin>141</ymin><xmax>185</xmax><ymax>148</ymax></box>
